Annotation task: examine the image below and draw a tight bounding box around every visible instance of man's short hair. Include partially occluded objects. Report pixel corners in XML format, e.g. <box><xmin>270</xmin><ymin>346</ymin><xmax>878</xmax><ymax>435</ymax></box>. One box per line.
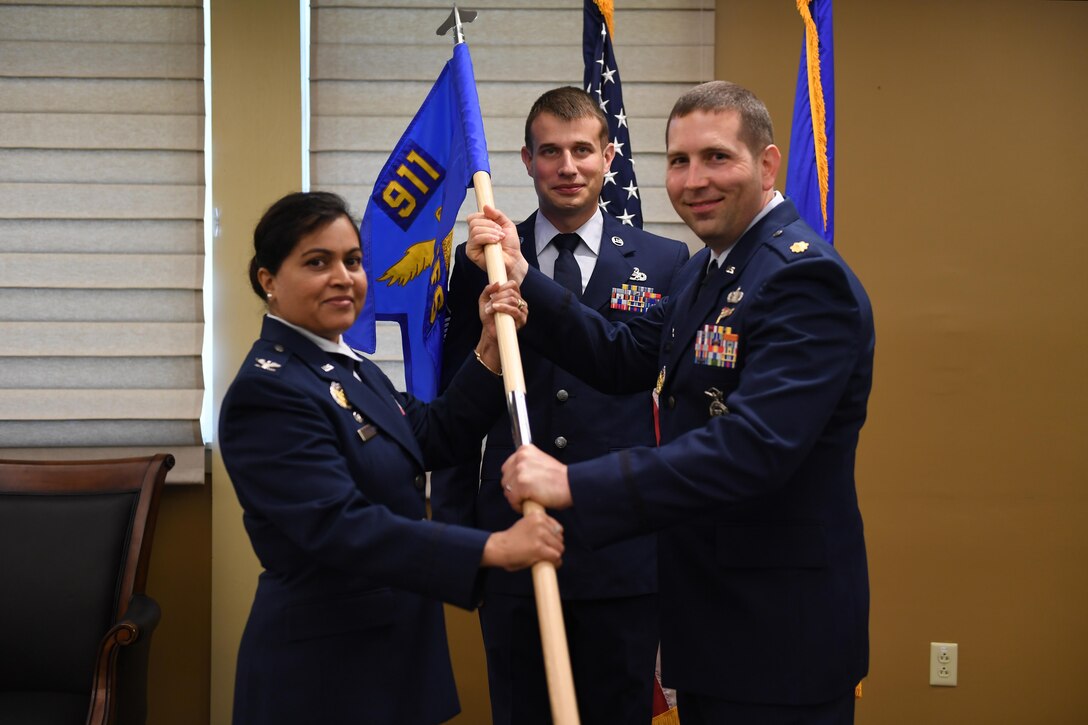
<box><xmin>667</xmin><ymin>80</ymin><xmax>775</xmax><ymax>156</ymax></box>
<box><xmin>524</xmin><ymin>86</ymin><xmax>610</xmax><ymax>152</ymax></box>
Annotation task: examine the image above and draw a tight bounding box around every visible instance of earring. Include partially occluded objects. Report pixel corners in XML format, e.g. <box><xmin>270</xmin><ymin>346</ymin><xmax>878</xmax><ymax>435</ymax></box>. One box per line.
<box><xmin>266</xmin><ymin>292</ymin><xmax>272</xmax><ymax>299</ymax></box>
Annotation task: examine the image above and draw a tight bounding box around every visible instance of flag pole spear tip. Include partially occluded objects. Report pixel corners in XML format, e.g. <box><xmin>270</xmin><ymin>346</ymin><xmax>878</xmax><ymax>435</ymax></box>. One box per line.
<box><xmin>436</xmin><ymin>5</ymin><xmax>478</xmax><ymax>45</ymax></box>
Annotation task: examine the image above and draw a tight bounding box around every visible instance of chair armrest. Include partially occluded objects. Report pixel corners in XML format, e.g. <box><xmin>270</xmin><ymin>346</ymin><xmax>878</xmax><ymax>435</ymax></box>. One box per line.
<box><xmin>87</xmin><ymin>595</ymin><xmax>162</xmax><ymax>725</ymax></box>
<box><xmin>118</xmin><ymin>593</ymin><xmax>162</xmax><ymax>637</ymax></box>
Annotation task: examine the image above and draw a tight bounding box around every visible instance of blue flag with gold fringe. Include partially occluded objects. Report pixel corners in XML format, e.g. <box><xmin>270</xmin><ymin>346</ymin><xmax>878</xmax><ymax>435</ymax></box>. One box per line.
<box><xmin>785</xmin><ymin>0</ymin><xmax>835</xmax><ymax>244</ymax></box>
<box><xmin>346</xmin><ymin>42</ymin><xmax>490</xmax><ymax>401</ymax></box>
<box><xmin>584</xmin><ymin>0</ymin><xmax>643</xmax><ymax>228</ymax></box>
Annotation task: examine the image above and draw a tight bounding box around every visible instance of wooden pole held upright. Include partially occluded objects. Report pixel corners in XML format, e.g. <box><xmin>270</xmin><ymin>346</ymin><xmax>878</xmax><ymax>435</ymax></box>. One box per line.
<box><xmin>471</xmin><ymin>169</ymin><xmax>580</xmax><ymax>725</ymax></box>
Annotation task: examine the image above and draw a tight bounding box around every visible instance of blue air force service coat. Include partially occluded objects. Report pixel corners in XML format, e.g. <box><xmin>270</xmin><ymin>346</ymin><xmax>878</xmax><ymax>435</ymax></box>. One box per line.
<box><xmin>219</xmin><ymin>316</ymin><xmax>506</xmax><ymax>725</ymax></box>
<box><xmin>432</xmin><ymin>212</ymin><xmax>689</xmax><ymax>600</ymax></box>
<box><xmin>516</xmin><ymin>200</ymin><xmax>874</xmax><ymax>705</ymax></box>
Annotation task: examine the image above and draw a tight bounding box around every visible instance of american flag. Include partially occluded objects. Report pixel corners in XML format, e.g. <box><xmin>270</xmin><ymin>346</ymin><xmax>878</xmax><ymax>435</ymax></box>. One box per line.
<box><xmin>583</xmin><ymin>0</ymin><xmax>642</xmax><ymax>228</ymax></box>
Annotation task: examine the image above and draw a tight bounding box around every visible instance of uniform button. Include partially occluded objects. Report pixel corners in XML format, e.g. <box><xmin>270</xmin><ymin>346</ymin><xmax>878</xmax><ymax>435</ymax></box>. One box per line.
<box><xmin>556</xmin><ymin>389</ymin><xmax>569</xmax><ymax>402</ymax></box>
<box><xmin>413</xmin><ymin>474</ymin><xmax>426</xmax><ymax>491</ymax></box>
<box><xmin>668</xmin><ymin>396</ymin><xmax>676</xmax><ymax>409</ymax></box>
<box><xmin>274</xmin><ymin>345</ymin><xmax>285</xmax><ymax>352</ymax></box>
<box><xmin>554</xmin><ymin>436</ymin><xmax>568</xmax><ymax>449</ymax></box>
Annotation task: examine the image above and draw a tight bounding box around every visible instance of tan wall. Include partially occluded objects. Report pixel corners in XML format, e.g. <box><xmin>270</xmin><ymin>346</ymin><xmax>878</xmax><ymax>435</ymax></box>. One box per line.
<box><xmin>145</xmin><ymin>481</ymin><xmax>212</xmax><ymax>725</ymax></box>
<box><xmin>208</xmin><ymin>0</ymin><xmax>302</xmax><ymax>723</ymax></box>
<box><xmin>718</xmin><ymin>1</ymin><xmax>1088</xmax><ymax>723</ymax></box>
<box><xmin>146</xmin><ymin>1</ymin><xmax>1088</xmax><ymax>723</ymax></box>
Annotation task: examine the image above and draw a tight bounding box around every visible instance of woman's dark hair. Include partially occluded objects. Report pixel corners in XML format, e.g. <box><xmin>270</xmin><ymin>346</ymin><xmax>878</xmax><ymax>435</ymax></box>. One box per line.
<box><xmin>247</xmin><ymin>191</ymin><xmax>359</xmax><ymax>301</ymax></box>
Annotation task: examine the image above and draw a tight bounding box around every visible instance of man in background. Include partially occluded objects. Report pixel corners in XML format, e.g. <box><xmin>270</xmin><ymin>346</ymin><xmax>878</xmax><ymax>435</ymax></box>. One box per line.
<box><xmin>469</xmin><ymin>80</ymin><xmax>873</xmax><ymax>725</ymax></box>
<box><xmin>432</xmin><ymin>86</ymin><xmax>689</xmax><ymax>725</ymax></box>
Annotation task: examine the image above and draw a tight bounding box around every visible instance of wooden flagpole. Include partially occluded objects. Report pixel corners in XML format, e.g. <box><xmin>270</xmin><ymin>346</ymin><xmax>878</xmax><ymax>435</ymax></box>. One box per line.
<box><xmin>435</xmin><ymin>7</ymin><xmax>580</xmax><ymax>723</ymax></box>
<box><xmin>472</xmin><ymin>169</ymin><xmax>581</xmax><ymax>725</ymax></box>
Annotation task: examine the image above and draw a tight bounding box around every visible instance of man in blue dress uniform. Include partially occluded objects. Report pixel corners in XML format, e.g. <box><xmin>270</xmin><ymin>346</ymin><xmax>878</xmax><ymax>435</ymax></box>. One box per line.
<box><xmin>467</xmin><ymin>81</ymin><xmax>873</xmax><ymax>725</ymax></box>
<box><xmin>432</xmin><ymin>86</ymin><xmax>689</xmax><ymax>725</ymax></box>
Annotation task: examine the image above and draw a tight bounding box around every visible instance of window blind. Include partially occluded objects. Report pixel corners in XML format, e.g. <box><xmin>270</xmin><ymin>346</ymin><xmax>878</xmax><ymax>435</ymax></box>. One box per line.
<box><xmin>0</xmin><ymin>1</ymin><xmax>206</xmax><ymax>483</ymax></box>
<box><xmin>308</xmin><ymin>0</ymin><xmax>714</xmax><ymax>383</ymax></box>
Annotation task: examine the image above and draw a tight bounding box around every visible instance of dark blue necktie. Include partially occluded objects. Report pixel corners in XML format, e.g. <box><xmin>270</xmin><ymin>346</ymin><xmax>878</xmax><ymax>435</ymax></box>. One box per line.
<box><xmin>702</xmin><ymin>258</ymin><xmax>720</xmax><ymax>287</ymax></box>
<box><xmin>551</xmin><ymin>233</ymin><xmax>583</xmax><ymax>296</ymax></box>
<box><xmin>691</xmin><ymin>258</ymin><xmax>720</xmax><ymax>311</ymax></box>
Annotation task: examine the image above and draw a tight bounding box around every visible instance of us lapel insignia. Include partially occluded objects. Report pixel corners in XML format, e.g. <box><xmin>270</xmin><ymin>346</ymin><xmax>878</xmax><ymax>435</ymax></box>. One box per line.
<box><xmin>329</xmin><ymin>381</ymin><xmax>350</xmax><ymax>409</ymax></box>
<box><xmin>254</xmin><ymin>358</ymin><xmax>281</xmax><ymax>372</ymax></box>
<box><xmin>352</xmin><ymin>410</ymin><xmax>363</xmax><ymax>423</ymax></box>
<box><xmin>726</xmin><ymin>287</ymin><xmax>744</xmax><ymax>304</ymax></box>
<box><xmin>716</xmin><ymin>306</ymin><xmax>735</xmax><ymax>323</ymax></box>
<box><xmin>790</xmin><ymin>241</ymin><xmax>810</xmax><ymax>254</ymax></box>
<box><xmin>611</xmin><ymin>235</ymin><xmax>624</xmax><ymax>247</ymax></box>
<box><xmin>705</xmin><ymin>387</ymin><xmax>729</xmax><ymax>417</ymax></box>
<box><xmin>321</xmin><ymin>363</ymin><xmax>335</xmax><ymax>372</ymax></box>
<box><xmin>629</xmin><ymin>267</ymin><xmax>648</xmax><ymax>282</ymax></box>
<box><xmin>724</xmin><ymin>265</ymin><xmax>736</xmax><ymax>274</ymax></box>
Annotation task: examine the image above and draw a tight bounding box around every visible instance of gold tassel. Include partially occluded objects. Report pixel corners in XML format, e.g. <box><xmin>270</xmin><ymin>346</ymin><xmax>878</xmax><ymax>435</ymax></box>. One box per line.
<box><xmin>652</xmin><ymin>706</ymin><xmax>681</xmax><ymax>725</ymax></box>
<box><xmin>795</xmin><ymin>0</ymin><xmax>830</xmax><ymax>232</ymax></box>
<box><xmin>594</xmin><ymin>0</ymin><xmax>616</xmax><ymax>39</ymax></box>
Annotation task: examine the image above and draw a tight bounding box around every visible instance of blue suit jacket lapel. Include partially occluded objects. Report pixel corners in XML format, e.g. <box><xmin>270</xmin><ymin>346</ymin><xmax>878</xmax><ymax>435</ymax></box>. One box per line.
<box><xmin>517</xmin><ymin>214</ymin><xmax>541</xmax><ymax>270</ymax></box>
<box><xmin>581</xmin><ymin>216</ymin><xmax>640</xmax><ymax>313</ymax></box>
<box><xmin>260</xmin><ymin>318</ymin><xmax>425</xmax><ymax>468</ymax></box>
<box><xmin>665</xmin><ymin>202</ymin><xmax>802</xmax><ymax>376</ymax></box>
<box><xmin>520</xmin><ymin>213</ymin><xmax>641</xmax><ymax>314</ymax></box>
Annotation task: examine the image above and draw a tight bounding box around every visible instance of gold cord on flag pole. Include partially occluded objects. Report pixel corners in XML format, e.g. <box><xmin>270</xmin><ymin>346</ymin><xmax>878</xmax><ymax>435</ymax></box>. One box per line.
<box><xmin>593</xmin><ymin>0</ymin><xmax>616</xmax><ymax>39</ymax></box>
<box><xmin>795</xmin><ymin>0</ymin><xmax>830</xmax><ymax>232</ymax></box>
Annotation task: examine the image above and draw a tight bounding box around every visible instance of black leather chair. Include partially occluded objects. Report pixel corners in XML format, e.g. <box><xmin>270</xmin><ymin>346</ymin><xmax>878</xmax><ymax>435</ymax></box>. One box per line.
<box><xmin>0</xmin><ymin>453</ymin><xmax>173</xmax><ymax>725</ymax></box>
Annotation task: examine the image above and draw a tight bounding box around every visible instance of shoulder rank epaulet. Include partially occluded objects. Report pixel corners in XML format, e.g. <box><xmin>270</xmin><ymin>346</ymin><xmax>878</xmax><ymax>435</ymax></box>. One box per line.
<box><xmin>252</xmin><ymin>343</ymin><xmax>290</xmax><ymax>373</ymax></box>
<box><xmin>253</xmin><ymin>357</ymin><xmax>282</xmax><ymax>372</ymax></box>
<box><xmin>766</xmin><ymin>227</ymin><xmax>823</xmax><ymax>263</ymax></box>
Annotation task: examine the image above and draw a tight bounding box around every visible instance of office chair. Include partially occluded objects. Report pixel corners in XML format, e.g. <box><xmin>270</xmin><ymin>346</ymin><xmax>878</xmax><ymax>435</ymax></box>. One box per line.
<box><xmin>0</xmin><ymin>453</ymin><xmax>173</xmax><ymax>725</ymax></box>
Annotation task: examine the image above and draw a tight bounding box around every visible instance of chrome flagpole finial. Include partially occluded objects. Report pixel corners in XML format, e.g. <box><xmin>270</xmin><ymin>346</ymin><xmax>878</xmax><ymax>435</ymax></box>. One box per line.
<box><xmin>437</xmin><ymin>5</ymin><xmax>478</xmax><ymax>45</ymax></box>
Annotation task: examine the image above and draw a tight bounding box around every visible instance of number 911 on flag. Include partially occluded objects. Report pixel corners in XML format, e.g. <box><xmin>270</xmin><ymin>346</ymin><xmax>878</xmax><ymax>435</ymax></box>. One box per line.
<box><xmin>374</xmin><ymin>145</ymin><xmax>446</xmax><ymax>231</ymax></box>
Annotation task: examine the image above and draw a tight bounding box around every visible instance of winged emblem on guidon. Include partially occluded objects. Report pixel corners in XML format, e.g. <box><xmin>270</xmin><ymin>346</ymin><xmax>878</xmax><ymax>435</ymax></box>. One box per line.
<box><xmin>377</xmin><ymin>207</ymin><xmax>454</xmax><ymax>288</ymax></box>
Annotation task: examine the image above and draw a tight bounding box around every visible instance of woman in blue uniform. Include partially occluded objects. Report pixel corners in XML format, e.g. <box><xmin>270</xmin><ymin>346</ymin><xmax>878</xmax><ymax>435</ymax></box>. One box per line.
<box><xmin>219</xmin><ymin>191</ymin><xmax>564</xmax><ymax>725</ymax></box>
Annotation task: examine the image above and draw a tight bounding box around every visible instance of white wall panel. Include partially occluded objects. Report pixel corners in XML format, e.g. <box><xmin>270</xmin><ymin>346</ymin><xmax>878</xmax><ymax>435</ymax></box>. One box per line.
<box><xmin>0</xmin><ymin>1</ymin><xmax>205</xmax><ymax>482</ymax></box>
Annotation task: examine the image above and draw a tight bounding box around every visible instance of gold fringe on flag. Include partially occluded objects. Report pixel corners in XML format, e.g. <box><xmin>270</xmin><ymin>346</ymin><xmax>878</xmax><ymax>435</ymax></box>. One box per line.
<box><xmin>593</xmin><ymin>0</ymin><xmax>616</xmax><ymax>39</ymax></box>
<box><xmin>652</xmin><ymin>706</ymin><xmax>681</xmax><ymax>725</ymax></box>
<box><xmin>795</xmin><ymin>0</ymin><xmax>830</xmax><ymax>232</ymax></box>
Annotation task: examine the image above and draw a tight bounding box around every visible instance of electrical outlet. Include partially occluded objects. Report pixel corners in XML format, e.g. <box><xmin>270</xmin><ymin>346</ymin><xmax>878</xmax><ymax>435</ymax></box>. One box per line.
<box><xmin>929</xmin><ymin>642</ymin><xmax>958</xmax><ymax>686</ymax></box>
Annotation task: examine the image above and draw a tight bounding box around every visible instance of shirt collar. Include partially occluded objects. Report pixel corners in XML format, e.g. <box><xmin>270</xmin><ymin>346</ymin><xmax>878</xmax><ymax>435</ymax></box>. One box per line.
<box><xmin>266</xmin><ymin>314</ymin><xmax>362</xmax><ymax>361</ymax></box>
<box><xmin>534</xmin><ymin>208</ymin><xmax>604</xmax><ymax>255</ymax></box>
<box><xmin>709</xmin><ymin>190</ymin><xmax>785</xmax><ymax>266</ymax></box>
